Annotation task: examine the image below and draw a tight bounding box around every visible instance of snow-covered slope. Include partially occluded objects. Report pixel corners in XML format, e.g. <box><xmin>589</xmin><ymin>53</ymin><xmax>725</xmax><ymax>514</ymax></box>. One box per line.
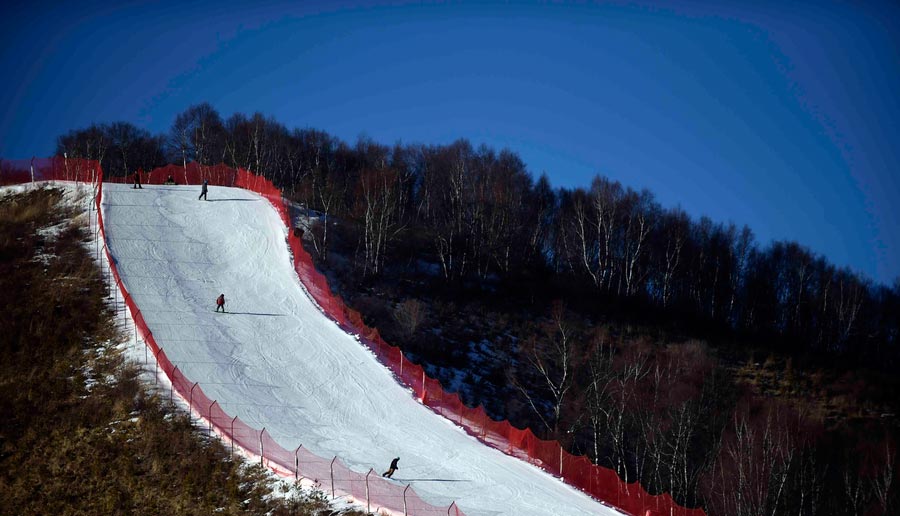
<box><xmin>102</xmin><ymin>182</ymin><xmax>623</xmax><ymax>516</ymax></box>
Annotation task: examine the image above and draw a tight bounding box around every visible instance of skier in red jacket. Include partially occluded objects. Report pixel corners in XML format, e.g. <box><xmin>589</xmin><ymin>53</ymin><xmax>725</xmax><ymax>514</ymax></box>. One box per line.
<box><xmin>216</xmin><ymin>294</ymin><xmax>225</xmax><ymax>313</ymax></box>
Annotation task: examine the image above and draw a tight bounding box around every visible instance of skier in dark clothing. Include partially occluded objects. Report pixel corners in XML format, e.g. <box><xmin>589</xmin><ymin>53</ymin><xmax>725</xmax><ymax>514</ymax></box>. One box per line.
<box><xmin>216</xmin><ymin>293</ymin><xmax>225</xmax><ymax>312</ymax></box>
<box><xmin>382</xmin><ymin>457</ymin><xmax>399</xmax><ymax>478</ymax></box>
<box><xmin>132</xmin><ymin>170</ymin><xmax>142</xmax><ymax>189</ymax></box>
<box><xmin>199</xmin><ymin>179</ymin><xmax>208</xmax><ymax>200</ymax></box>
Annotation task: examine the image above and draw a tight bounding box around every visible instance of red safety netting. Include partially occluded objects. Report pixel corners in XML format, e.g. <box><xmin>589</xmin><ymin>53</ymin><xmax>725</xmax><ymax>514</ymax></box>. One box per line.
<box><xmin>12</xmin><ymin>160</ymin><xmax>704</xmax><ymax>516</ymax></box>
<box><xmin>1</xmin><ymin>157</ymin><xmax>101</xmax><ymax>185</ymax></box>
<box><xmin>104</xmin><ymin>162</ymin><xmax>240</xmax><ymax>187</ymax></box>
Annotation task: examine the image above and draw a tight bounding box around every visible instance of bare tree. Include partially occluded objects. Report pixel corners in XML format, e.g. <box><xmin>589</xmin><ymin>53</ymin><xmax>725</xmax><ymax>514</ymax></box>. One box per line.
<box><xmin>706</xmin><ymin>403</ymin><xmax>797</xmax><ymax>516</ymax></box>
<box><xmin>188</xmin><ymin>103</ymin><xmax>225</xmax><ymax>166</ymax></box>
<box><xmin>527</xmin><ymin>173</ymin><xmax>558</xmax><ymax>269</ymax></box>
<box><xmin>308</xmin><ymin>148</ymin><xmax>345</xmax><ymax>262</ymax></box>
<box><xmin>107</xmin><ymin>122</ymin><xmax>143</xmax><ymax>178</ymax></box>
<box><xmin>835</xmin><ymin>269</ymin><xmax>867</xmax><ymax>347</ymax></box>
<box><xmin>606</xmin><ymin>341</ymin><xmax>651</xmax><ymax>482</ymax></box>
<box><xmin>511</xmin><ymin>302</ymin><xmax>584</xmax><ymax>437</ymax></box>
<box><xmin>585</xmin><ymin>327</ymin><xmax>615</xmax><ymax>463</ymax></box>
<box><xmin>56</xmin><ymin>123</ymin><xmax>110</xmax><ymax>171</ymax></box>
<box><xmin>568</xmin><ymin>187</ymin><xmax>601</xmax><ymax>286</ymax></box>
<box><xmin>590</xmin><ymin>176</ymin><xmax>623</xmax><ymax>291</ymax></box>
<box><xmin>657</xmin><ymin>208</ymin><xmax>690</xmax><ymax>307</ymax></box>
<box><xmin>417</xmin><ymin>141</ymin><xmax>474</xmax><ymax>282</ymax></box>
<box><xmin>169</xmin><ymin>110</ymin><xmax>193</xmax><ymax>171</ymax></box>
<box><xmin>844</xmin><ymin>465</ymin><xmax>869</xmax><ymax>516</ymax></box>
<box><xmin>224</xmin><ymin>112</ymin><xmax>251</xmax><ymax>170</ymax></box>
<box><xmin>795</xmin><ymin>445</ymin><xmax>827</xmax><ymax>516</ymax></box>
<box><xmin>393</xmin><ymin>298</ymin><xmax>426</xmax><ymax>337</ymax></box>
<box><xmin>729</xmin><ymin>225</ymin><xmax>754</xmax><ymax>325</ymax></box>
<box><xmin>871</xmin><ymin>439</ymin><xmax>895</xmax><ymax>516</ymax></box>
<box><xmin>621</xmin><ymin>188</ymin><xmax>656</xmax><ymax>297</ymax></box>
<box><xmin>356</xmin><ymin>166</ymin><xmax>407</xmax><ymax>276</ymax></box>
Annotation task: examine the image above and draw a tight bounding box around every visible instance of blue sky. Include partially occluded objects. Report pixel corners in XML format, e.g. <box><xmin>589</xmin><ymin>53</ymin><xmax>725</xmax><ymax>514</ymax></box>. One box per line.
<box><xmin>2</xmin><ymin>1</ymin><xmax>898</xmax><ymax>285</ymax></box>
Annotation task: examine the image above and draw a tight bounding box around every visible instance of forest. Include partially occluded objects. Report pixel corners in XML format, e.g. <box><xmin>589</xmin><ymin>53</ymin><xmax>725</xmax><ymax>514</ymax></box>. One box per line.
<box><xmin>53</xmin><ymin>103</ymin><xmax>899</xmax><ymax>515</ymax></box>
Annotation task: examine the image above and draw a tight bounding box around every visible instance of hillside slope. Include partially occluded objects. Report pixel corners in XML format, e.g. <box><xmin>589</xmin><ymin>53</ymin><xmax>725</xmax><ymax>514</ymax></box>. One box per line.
<box><xmin>101</xmin><ymin>182</ymin><xmax>620</xmax><ymax>516</ymax></box>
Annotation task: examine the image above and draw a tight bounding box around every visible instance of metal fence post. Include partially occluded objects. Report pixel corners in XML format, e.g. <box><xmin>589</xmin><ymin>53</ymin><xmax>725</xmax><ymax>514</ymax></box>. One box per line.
<box><xmin>448</xmin><ymin>501</ymin><xmax>456</xmax><ymax>516</ymax></box>
<box><xmin>105</xmin><ymin>246</ymin><xmax>112</xmax><ymax>304</ymax></box>
<box><xmin>559</xmin><ymin>447</ymin><xmax>563</xmax><ymax>477</ymax></box>
<box><xmin>189</xmin><ymin>382</ymin><xmax>199</xmax><ymax>413</ymax></box>
<box><xmin>259</xmin><ymin>428</ymin><xmax>266</xmax><ymax>466</ymax></box>
<box><xmin>154</xmin><ymin>348</ymin><xmax>160</xmax><ymax>383</ymax></box>
<box><xmin>170</xmin><ymin>366</ymin><xmax>178</xmax><ymax>405</ymax></box>
<box><xmin>294</xmin><ymin>445</ymin><xmax>303</xmax><ymax>481</ymax></box>
<box><xmin>403</xmin><ymin>484</ymin><xmax>410</xmax><ymax>516</ymax></box>
<box><xmin>208</xmin><ymin>401</ymin><xmax>217</xmax><ymax>436</ymax></box>
<box><xmin>365</xmin><ymin>469</ymin><xmax>373</xmax><ymax>513</ymax></box>
<box><xmin>330</xmin><ymin>456</ymin><xmax>337</xmax><ymax>499</ymax></box>
<box><xmin>112</xmin><ymin>263</ymin><xmax>118</xmax><ymax>315</ymax></box>
<box><xmin>231</xmin><ymin>415</ymin><xmax>238</xmax><ymax>459</ymax></box>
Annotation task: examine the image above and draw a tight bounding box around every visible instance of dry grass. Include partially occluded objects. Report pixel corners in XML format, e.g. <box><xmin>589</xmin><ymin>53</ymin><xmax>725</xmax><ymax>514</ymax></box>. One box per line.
<box><xmin>727</xmin><ymin>347</ymin><xmax>900</xmax><ymax>427</ymax></box>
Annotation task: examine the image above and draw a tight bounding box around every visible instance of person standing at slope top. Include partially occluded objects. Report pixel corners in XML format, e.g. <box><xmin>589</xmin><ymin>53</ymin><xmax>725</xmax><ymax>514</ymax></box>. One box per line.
<box><xmin>216</xmin><ymin>293</ymin><xmax>225</xmax><ymax>313</ymax></box>
<box><xmin>199</xmin><ymin>179</ymin><xmax>208</xmax><ymax>200</ymax></box>
<box><xmin>132</xmin><ymin>169</ymin><xmax>142</xmax><ymax>189</ymax></box>
<box><xmin>382</xmin><ymin>457</ymin><xmax>399</xmax><ymax>478</ymax></box>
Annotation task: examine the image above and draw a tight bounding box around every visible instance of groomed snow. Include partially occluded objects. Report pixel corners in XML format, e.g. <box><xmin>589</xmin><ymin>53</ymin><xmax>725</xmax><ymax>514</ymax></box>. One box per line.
<box><xmin>101</xmin><ymin>182</ymin><xmax>625</xmax><ymax>516</ymax></box>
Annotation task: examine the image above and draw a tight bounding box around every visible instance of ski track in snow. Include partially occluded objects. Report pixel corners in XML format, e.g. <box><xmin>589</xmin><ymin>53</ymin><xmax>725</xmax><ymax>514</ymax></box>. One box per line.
<box><xmin>102</xmin><ymin>183</ymin><xmax>625</xmax><ymax>516</ymax></box>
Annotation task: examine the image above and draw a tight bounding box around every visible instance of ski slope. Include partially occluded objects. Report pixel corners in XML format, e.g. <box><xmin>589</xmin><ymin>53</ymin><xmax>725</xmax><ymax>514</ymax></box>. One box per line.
<box><xmin>102</xmin><ymin>182</ymin><xmax>624</xmax><ymax>516</ymax></box>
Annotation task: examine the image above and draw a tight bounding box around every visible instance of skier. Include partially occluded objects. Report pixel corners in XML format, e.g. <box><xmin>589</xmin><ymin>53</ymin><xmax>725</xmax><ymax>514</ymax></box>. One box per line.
<box><xmin>132</xmin><ymin>169</ymin><xmax>142</xmax><ymax>189</ymax></box>
<box><xmin>215</xmin><ymin>293</ymin><xmax>225</xmax><ymax>313</ymax></box>
<box><xmin>164</xmin><ymin>174</ymin><xmax>176</xmax><ymax>185</ymax></box>
<box><xmin>199</xmin><ymin>179</ymin><xmax>208</xmax><ymax>200</ymax></box>
<box><xmin>382</xmin><ymin>457</ymin><xmax>399</xmax><ymax>478</ymax></box>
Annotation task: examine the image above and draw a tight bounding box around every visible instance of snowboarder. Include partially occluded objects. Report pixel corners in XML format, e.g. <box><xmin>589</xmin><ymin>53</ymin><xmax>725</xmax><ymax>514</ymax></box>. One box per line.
<box><xmin>164</xmin><ymin>174</ymin><xmax>176</xmax><ymax>185</ymax></box>
<box><xmin>215</xmin><ymin>293</ymin><xmax>225</xmax><ymax>312</ymax></box>
<box><xmin>132</xmin><ymin>170</ymin><xmax>142</xmax><ymax>189</ymax></box>
<box><xmin>199</xmin><ymin>179</ymin><xmax>208</xmax><ymax>200</ymax></box>
<box><xmin>382</xmin><ymin>457</ymin><xmax>399</xmax><ymax>478</ymax></box>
